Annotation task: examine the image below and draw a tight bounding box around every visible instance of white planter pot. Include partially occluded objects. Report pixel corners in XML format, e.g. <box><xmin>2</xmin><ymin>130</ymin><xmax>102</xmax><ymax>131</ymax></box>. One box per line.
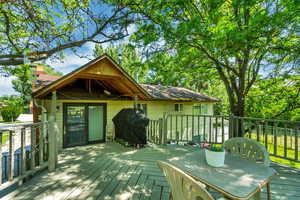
<box><xmin>205</xmin><ymin>149</ymin><xmax>225</xmax><ymax>167</ymax></box>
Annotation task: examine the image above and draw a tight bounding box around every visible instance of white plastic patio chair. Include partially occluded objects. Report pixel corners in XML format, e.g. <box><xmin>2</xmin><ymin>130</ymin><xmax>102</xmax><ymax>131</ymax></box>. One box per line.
<box><xmin>223</xmin><ymin>137</ymin><xmax>270</xmax><ymax>166</ymax></box>
<box><xmin>224</xmin><ymin>137</ymin><xmax>271</xmax><ymax>200</ymax></box>
<box><xmin>157</xmin><ymin>161</ymin><xmax>227</xmax><ymax>200</ymax></box>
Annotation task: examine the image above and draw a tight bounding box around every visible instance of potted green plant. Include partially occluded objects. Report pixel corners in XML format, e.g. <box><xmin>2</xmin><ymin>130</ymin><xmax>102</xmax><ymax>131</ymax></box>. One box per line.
<box><xmin>204</xmin><ymin>144</ymin><xmax>225</xmax><ymax>167</ymax></box>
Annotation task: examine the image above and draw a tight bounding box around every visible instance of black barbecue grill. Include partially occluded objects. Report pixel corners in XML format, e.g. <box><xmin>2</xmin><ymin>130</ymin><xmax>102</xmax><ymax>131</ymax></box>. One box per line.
<box><xmin>112</xmin><ymin>108</ymin><xmax>149</xmax><ymax>145</ymax></box>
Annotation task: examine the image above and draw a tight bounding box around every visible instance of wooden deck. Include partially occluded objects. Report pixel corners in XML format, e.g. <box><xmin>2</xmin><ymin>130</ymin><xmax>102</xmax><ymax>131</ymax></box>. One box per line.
<box><xmin>2</xmin><ymin>143</ymin><xmax>300</xmax><ymax>200</ymax></box>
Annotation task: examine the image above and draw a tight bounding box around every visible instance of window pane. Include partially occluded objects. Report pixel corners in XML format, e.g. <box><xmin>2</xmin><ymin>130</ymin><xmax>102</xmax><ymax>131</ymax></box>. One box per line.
<box><xmin>175</xmin><ymin>104</ymin><xmax>179</xmax><ymax>111</ymax></box>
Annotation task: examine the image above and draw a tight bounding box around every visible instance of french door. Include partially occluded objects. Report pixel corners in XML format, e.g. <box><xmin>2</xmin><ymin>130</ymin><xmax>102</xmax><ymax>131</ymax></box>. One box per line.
<box><xmin>63</xmin><ymin>103</ymin><xmax>106</xmax><ymax>148</ymax></box>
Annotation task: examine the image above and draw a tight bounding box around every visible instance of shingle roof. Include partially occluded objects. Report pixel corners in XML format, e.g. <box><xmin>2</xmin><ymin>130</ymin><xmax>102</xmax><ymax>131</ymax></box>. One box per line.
<box><xmin>140</xmin><ymin>84</ymin><xmax>218</xmax><ymax>102</ymax></box>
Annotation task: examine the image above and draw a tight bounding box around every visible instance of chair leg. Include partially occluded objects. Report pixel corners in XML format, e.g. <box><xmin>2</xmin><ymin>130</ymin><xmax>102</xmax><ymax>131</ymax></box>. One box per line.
<box><xmin>267</xmin><ymin>183</ymin><xmax>271</xmax><ymax>200</ymax></box>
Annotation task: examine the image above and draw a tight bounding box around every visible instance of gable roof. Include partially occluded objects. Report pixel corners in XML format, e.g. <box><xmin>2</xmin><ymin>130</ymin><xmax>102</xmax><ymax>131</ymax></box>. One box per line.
<box><xmin>33</xmin><ymin>54</ymin><xmax>218</xmax><ymax>102</ymax></box>
<box><xmin>33</xmin><ymin>54</ymin><xmax>151</xmax><ymax>100</ymax></box>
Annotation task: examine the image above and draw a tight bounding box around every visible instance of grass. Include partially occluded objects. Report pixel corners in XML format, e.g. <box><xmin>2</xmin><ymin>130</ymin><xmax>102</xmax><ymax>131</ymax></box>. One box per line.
<box><xmin>1</xmin><ymin>133</ymin><xmax>9</xmax><ymax>145</ymax></box>
<box><xmin>246</xmin><ymin>133</ymin><xmax>300</xmax><ymax>169</ymax></box>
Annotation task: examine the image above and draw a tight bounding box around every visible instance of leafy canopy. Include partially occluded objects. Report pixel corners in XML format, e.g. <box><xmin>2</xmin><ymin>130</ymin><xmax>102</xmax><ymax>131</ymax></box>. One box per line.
<box><xmin>114</xmin><ymin>0</ymin><xmax>299</xmax><ymax>118</ymax></box>
<box><xmin>0</xmin><ymin>0</ymin><xmax>132</xmax><ymax>66</ymax></box>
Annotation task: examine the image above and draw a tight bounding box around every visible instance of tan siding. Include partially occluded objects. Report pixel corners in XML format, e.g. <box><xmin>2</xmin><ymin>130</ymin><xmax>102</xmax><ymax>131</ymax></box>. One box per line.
<box><xmin>42</xmin><ymin>99</ymin><xmax>214</xmax><ymax>150</ymax></box>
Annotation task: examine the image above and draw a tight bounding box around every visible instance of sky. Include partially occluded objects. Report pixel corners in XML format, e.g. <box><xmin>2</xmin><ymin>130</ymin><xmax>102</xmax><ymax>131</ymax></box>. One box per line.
<box><xmin>0</xmin><ymin>23</ymin><xmax>136</xmax><ymax>96</ymax></box>
<box><xmin>0</xmin><ymin>42</ymin><xmax>94</xmax><ymax>96</ymax></box>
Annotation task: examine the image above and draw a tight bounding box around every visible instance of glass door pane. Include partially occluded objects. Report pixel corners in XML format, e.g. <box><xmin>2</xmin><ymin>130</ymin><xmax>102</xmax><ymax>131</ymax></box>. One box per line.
<box><xmin>88</xmin><ymin>106</ymin><xmax>104</xmax><ymax>142</ymax></box>
<box><xmin>65</xmin><ymin>105</ymin><xmax>87</xmax><ymax>147</ymax></box>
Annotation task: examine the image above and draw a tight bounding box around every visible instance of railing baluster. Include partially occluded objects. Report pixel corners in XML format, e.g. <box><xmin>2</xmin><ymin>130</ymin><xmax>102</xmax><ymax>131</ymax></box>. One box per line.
<box><xmin>31</xmin><ymin>126</ymin><xmax>36</xmax><ymax>170</ymax></box>
<box><xmin>181</xmin><ymin>115</ymin><xmax>183</xmax><ymax>141</ymax></box>
<box><xmin>274</xmin><ymin>122</ymin><xmax>278</xmax><ymax>156</ymax></box>
<box><xmin>8</xmin><ymin>130</ymin><xmax>14</xmax><ymax>181</ymax></box>
<box><xmin>294</xmin><ymin>128</ymin><xmax>298</xmax><ymax>160</ymax></box>
<box><xmin>186</xmin><ymin>115</ymin><xmax>188</xmax><ymax>141</ymax></box>
<box><xmin>241</xmin><ymin>118</ymin><xmax>245</xmax><ymax>137</ymax></box>
<box><xmin>203</xmin><ymin>116</ymin><xmax>206</xmax><ymax>141</ymax></box>
<box><xmin>235</xmin><ymin>117</ymin><xmax>239</xmax><ymax>138</ymax></box>
<box><xmin>284</xmin><ymin>124</ymin><xmax>287</xmax><ymax>158</ymax></box>
<box><xmin>0</xmin><ymin>131</ymin><xmax>2</xmax><ymax>184</ymax></box>
<box><xmin>21</xmin><ymin>127</ymin><xmax>26</xmax><ymax>175</ymax></box>
<box><xmin>221</xmin><ymin>117</ymin><xmax>224</xmax><ymax>143</ymax></box>
<box><xmin>170</xmin><ymin>115</ymin><xmax>173</xmax><ymax>140</ymax></box>
<box><xmin>151</xmin><ymin>120</ymin><xmax>154</xmax><ymax>141</ymax></box>
<box><xmin>215</xmin><ymin>117</ymin><xmax>218</xmax><ymax>143</ymax></box>
<box><xmin>209</xmin><ymin>116</ymin><xmax>212</xmax><ymax>143</ymax></box>
<box><xmin>198</xmin><ymin>115</ymin><xmax>200</xmax><ymax>137</ymax></box>
<box><xmin>175</xmin><ymin>115</ymin><xmax>178</xmax><ymax>142</ymax></box>
<box><xmin>256</xmin><ymin>121</ymin><xmax>260</xmax><ymax>142</ymax></box>
<box><xmin>192</xmin><ymin>115</ymin><xmax>194</xmax><ymax>140</ymax></box>
<box><xmin>264</xmin><ymin>122</ymin><xmax>268</xmax><ymax>150</ymax></box>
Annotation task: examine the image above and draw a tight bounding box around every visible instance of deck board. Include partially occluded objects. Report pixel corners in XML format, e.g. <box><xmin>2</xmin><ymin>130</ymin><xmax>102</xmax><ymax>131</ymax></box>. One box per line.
<box><xmin>1</xmin><ymin>142</ymin><xmax>300</xmax><ymax>200</ymax></box>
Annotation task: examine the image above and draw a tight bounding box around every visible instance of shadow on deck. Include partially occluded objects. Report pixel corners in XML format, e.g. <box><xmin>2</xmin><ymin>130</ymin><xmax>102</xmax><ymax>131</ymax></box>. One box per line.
<box><xmin>2</xmin><ymin>143</ymin><xmax>300</xmax><ymax>200</ymax></box>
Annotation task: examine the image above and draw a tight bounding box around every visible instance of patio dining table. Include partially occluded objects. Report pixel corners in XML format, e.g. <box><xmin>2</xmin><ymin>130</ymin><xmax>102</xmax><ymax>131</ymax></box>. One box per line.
<box><xmin>168</xmin><ymin>150</ymin><xmax>277</xmax><ymax>200</ymax></box>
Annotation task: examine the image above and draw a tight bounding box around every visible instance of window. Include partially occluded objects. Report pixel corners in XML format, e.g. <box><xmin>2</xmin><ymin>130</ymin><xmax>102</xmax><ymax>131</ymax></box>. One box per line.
<box><xmin>193</xmin><ymin>104</ymin><xmax>208</xmax><ymax>115</ymax></box>
<box><xmin>174</xmin><ymin>103</ymin><xmax>183</xmax><ymax>112</ymax></box>
<box><xmin>137</xmin><ymin>103</ymin><xmax>147</xmax><ymax>115</ymax></box>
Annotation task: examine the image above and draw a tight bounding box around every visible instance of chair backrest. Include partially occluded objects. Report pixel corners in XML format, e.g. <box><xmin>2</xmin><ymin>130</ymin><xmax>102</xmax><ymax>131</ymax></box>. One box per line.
<box><xmin>157</xmin><ymin>161</ymin><xmax>215</xmax><ymax>200</ymax></box>
<box><xmin>224</xmin><ymin>137</ymin><xmax>270</xmax><ymax>166</ymax></box>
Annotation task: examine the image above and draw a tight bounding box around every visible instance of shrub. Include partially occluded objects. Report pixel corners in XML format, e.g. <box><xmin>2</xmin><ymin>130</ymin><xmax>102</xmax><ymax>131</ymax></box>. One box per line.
<box><xmin>0</xmin><ymin>95</ymin><xmax>24</xmax><ymax>122</ymax></box>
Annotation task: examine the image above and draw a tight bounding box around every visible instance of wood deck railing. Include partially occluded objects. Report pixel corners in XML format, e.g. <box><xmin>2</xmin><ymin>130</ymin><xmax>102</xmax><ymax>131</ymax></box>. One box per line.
<box><xmin>146</xmin><ymin>114</ymin><xmax>300</xmax><ymax>162</ymax></box>
<box><xmin>232</xmin><ymin>116</ymin><xmax>300</xmax><ymax>163</ymax></box>
<box><xmin>0</xmin><ymin>121</ymin><xmax>57</xmax><ymax>189</ymax></box>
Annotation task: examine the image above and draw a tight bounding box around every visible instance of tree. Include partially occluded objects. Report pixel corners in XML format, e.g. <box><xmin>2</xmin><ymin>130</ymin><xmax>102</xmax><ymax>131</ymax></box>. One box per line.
<box><xmin>0</xmin><ymin>0</ymin><xmax>132</xmax><ymax>66</ymax></box>
<box><xmin>246</xmin><ymin>75</ymin><xmax>300</xmax><ymax>121</ymax></box>
<box><xmin>4</xmin><ymin>64</ymin><xmax>63</xmax><ymax>107</ymax></box>
<box><xmin>0</xmin><ymin>95</ymin><xmax>24</xmax><ymax>122</ymax></box>
<box><xmin>94</xmin><ymin>43</ymin><xmax>230</xmax><ymax>114</ymax></box>
<box><xmin>114</xmin><ymin>0</ymin><xmax>299</xmax><ymax>122</ymax></box>
<box><xmin>94</xmin><ymin>43</ymin><xmax>148</xmax><ymax>82</ymax></box>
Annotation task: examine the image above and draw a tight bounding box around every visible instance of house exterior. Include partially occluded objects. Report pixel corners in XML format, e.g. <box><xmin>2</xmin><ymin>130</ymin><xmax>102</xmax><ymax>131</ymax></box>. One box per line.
<box><xmin>32</xmin><ymin>54</ymin><xmax>218</xmax><ymax>149</ymax></box>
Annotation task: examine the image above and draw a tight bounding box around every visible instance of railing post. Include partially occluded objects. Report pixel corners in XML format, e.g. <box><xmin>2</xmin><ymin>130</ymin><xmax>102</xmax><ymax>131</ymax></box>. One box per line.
<box><xmin>8</xmin><ymin>130</ymin><xmax>14</xmax><ymax>181</ymax></box>
<box><xmin>39</xmin><ymin>124</ymin><xmax>44</xmax><ymax>166</ymax></box>
<box><xmin>30</xmin><ymin>126</ymin><xmax>36</xmax><ymax>170</ymax></box>
<box><xmin>48</xmin><ymin>117</ymin><xmax>57</xmax><ymax>172</ymax></box>
<box><xmin>229</xmin><ymin>115</ymin><xmax>237</xmax><ymax>138</ymax></box>
<box><xmin>0</xmin><ymin>131</ymin><xmax>2</xmax><ymax>184</ymax></box>
<box><xmin>49</xmin><ymin>91</ymin><xmax>57</xmax><ymax>172</ymax></box>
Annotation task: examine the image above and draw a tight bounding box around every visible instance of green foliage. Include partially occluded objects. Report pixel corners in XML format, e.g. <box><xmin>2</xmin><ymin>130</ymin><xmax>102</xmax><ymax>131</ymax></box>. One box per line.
<box><xmin>94</xmin><ymin>43</ymin><xmax>149</xmax><ymax>83</ymax></box>
<box><xmin>0</xmin><ymin>95</ymin><xmax>24</xmax><ymax>122</ymax></box>
<box><xmin>246</xmin><ymin>75</ymin><xmax>300</xmax><ymax>121</ymax></box>
<box><xmin>0</xmin><ymin>0</ymin><xmax>131</xmax><ymax>66</ymax></box>
<box><xmin>42</xmin><ymin>65</ymin><xmax>63</xmax><ymax>76</ymax></box>
<box><xmin>208</xmin><ymin>144</ymin><xmax>224</xmax><ymax>152</ymax></box>
<box><xmin>113</xmin><ymin>0</ymin><xmax>299</xmax><ymax>120</ymax></box>
<box><xmin>10</xmin><ymin>65</ymin><xmax>32</xmax><ymax>105</ymax></box>
<box><xmin>4</xmin><ymin>64</ymin><xmax>63</xmax><ymax>108</ymax></box>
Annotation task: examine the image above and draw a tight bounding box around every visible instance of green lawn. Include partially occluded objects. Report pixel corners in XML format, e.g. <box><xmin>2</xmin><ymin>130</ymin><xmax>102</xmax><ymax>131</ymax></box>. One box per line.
<box><xmin>1</xmin><ymin>132</ymin><xmax>9</xmax><ymax>145</ymax></box>
<box><xmin>246</xmin><ymin>133</ymin><xmax>300</xmax><ymax>169</ymax></box>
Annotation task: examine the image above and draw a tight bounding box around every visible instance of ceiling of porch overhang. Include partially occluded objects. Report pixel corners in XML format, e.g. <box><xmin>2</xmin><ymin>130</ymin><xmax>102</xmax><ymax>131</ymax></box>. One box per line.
<box><xmin>32</xmin><ymin>54</ymin><xmax>151</xmax><ymax>100</ymax></box>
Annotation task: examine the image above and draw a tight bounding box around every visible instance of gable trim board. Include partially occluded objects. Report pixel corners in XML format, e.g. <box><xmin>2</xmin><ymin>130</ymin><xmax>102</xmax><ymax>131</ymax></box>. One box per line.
<box><xmin>33</xmin><ymin>54</ymin><xmax>151</xmax><ymax>100</ymax></box>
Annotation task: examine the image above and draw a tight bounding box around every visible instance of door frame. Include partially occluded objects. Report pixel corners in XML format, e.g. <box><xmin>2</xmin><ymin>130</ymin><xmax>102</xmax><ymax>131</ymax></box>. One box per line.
<box><xmin>63</xmin><ymin>103</ymin><xmax>107</xmax><ymax>148</ymax></box>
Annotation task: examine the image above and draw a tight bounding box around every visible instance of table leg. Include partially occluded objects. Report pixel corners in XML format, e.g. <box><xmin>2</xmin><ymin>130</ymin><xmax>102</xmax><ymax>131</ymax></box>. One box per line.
<box><xmin>267</xmin><ymin>183</ymin><xmax>271</xmax><ymax>200</ymax></box>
